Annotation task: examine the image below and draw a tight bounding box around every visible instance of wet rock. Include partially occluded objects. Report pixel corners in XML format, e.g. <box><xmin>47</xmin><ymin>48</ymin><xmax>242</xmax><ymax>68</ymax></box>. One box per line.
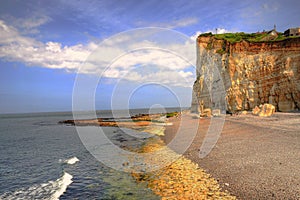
<box><xmin>132</xmin><ymin>137</ymin><xmax>236</xmax><ymax>199</ymax></box>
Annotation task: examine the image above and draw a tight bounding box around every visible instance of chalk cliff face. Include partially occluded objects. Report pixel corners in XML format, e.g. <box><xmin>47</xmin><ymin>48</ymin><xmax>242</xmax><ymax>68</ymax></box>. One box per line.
<box><xmin>191</xmin><ymin>36</ymin><xmax>300</xmax><ymax>113</ymax></box>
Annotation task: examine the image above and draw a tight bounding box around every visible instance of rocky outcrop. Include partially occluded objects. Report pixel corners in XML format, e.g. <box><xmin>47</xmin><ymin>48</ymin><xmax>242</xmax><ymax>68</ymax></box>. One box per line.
<box><xmin>191</xmin><ymin>35</ymin><xmax>300</xmax><ymax>113</ymax></box>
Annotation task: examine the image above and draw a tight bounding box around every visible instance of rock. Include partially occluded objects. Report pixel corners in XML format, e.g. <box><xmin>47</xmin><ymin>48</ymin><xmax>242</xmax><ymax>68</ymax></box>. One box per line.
<box><xmin>239</xmin><ymin>111</ymin><xmax>248</xmax><ymax>115</ymax></box>
<box><xmin>252</xmin><ymin>104</ymin><xmax>275</xmax><ymax>117</ymax></box>
<box><xmin>252</xmin><ymin>106</ymin><xmax>261</xmax><ymax>115</ymax></box>
<box><xmin>191</xmin><ymin>35</ymin><xmax>300</xmax><ymax>113</ymax></box>
<box><xmin>212</xmin><ymin>109</ymin><xmax>221</xmax><ymax>117</ymax></box>
<box><xmin>259</xmin><ymin>104</ymin><xmax>276</xmax><ymax>117</ymax></box>
<box><xmin>200</xmin><ymin>108</ymin><xmax>212</xmax><ymax>117</ymax></box>
<box><xmin>190</xmin><ymin>113</ymin><xmax>200</xmax><ymax>119</ymax></box>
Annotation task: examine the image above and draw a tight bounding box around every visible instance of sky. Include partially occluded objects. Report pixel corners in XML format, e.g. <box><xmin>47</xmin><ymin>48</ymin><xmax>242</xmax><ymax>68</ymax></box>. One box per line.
<box><xmin>0</xmin><ymin>0</ymin><xmax>299</xmax><ymax>113</ymax></box>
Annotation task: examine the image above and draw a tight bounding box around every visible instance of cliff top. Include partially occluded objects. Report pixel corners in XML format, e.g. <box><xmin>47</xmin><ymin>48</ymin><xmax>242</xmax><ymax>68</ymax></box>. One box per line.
<box><xmin>198</xmin><ymin>31</ymin><xmax>299</xmax><ymax>44</ymax></box>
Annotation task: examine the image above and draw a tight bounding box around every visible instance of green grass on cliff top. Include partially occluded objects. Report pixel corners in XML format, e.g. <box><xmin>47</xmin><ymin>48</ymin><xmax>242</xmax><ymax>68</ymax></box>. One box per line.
<box><xmin>200</xmin><ymin>32</ymin><xmax>292</xmax><ymax>43</ymax></box>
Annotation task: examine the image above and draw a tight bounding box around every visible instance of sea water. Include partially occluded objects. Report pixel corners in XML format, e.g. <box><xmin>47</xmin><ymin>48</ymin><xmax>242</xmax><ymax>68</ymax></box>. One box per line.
<box><xmin>0</xmin><ymin>109</ymin><xmax>184</xmax><ymax>199</ymax></box>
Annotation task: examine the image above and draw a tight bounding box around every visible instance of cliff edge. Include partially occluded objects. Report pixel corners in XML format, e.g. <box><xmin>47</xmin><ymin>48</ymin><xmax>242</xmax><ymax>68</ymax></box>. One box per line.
<box><xmin>191</xmin><ymin>33</ymin><xmax>300</xmax><ymax>113</ymax></box>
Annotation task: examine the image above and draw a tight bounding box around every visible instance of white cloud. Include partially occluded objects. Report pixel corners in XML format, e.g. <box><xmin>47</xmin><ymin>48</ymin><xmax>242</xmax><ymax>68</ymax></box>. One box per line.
<box><xmin>0</xmin><ymin>19</ymin><xmax>96</xmax><ymax>71</ymax></box>
<box><xmin>262</xmin><ymin>3</ymin><xmax>279</xmax><ymax>12</ymax></box>
<box><xmin>46</xmin><ymin>42</ymin><xmax>62</xmax><ymax>52</ymax></box>
<box><xmin>203</xmin><ymin>28</ymin><xmax>232</xmax><ymax>34</ymax></box>
<box><xmin>3</xmin><ymin>14</ymin><xmax>51</xmax><ymax>34</ymax></box>
<box><xmin>190</xmin><ymin>28</ymin><xmax>234</xmax><ymax>41</ymax></box>
<box><xmin>136</xmin><ymin>17</ymin><xmax>198</xmax><ymax>29</ymax></box>
<box><xmin>170</xmin><ymin>18</ymin><xmax>198</xmax><ymax>28</ymax></box>
<box><xmin>190</xmin><ymin>31</ymin><xmax>202</xmax><ymax>41</ymax></box>
<box><xmin>17</xmin><ymin>15</ymin><xmax>51</xmax><ymax>29</ymax></box>
<box><xmin>0</xmin><ymin>20</ymin><xmax>196</xmax><ymax>87</ymax></box>
<box><xmin>215</xmin><ymin>28</ymin><xmax>231</xmax><ymax>34</ymax></box>
<box><xmin>103</xmin><ymin>49</ymin><xmax>195</xmax><ymax>87</ymax></box>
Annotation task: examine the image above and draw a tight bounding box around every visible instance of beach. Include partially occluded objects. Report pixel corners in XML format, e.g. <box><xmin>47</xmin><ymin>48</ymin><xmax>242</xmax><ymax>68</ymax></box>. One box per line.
<box><xmin>164</xmin><ymin>112</ymin><xmax>300</xmax><ymax>199</ymax></box>
<box><xmin>61</xmin><ymin>112</ymin><xmax>237</xmax><ymax>199</ymax></box>
<box><xmin>58</xmin><ymin>111</ymin><xmax>300</xmax><ymax>199</ymax></box>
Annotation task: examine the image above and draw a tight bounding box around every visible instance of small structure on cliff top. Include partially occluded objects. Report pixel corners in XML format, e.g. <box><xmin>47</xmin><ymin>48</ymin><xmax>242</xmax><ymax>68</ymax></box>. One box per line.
<box><xmin>262</xmin><ymin>29</ymin><xmax>279</xmax><ymax>41</ymax></box>
<box><xmin>284</xmin><ymin>27</ymin><xmax>300</xmax><ymax>37</ymax></box>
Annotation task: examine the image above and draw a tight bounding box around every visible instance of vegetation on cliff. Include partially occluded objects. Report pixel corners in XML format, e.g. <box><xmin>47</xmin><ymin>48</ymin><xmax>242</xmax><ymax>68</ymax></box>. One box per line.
<box><xmin>199</xmin><ymin>31</ymin><xmax>296</xmax><ymax>44</ymax></box>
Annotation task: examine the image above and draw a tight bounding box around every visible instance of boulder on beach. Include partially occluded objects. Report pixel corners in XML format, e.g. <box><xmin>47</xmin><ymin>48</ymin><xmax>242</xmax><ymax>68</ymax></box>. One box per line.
<box><xmin>240</xmin><ymin>111</ymin><xmax>248</xmax><ymax>115</ymax></box>
<box><xmin>252</xmin><ymin>106</ymin><xmax>261</xmax><ymax>115</ymax></box>
<box><xmin>212</xmin><ymin>109</ymin><xmax>221</xmax><ymax>117</ymax></box>
<box><xmin>200</xmin><ymin>108</ymin><xmax>212</xmax><ymax>117</ymax></box>
<box><xmin>252</xmin><ymin>104</ymin><xmax>275</xmax><ymax>117</ymax></box>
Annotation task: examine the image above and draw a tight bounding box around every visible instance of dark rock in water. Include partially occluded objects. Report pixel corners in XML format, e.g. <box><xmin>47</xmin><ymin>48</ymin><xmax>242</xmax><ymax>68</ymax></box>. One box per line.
<box><xmin>58</xmin><ymin>120</ymin><xmax>75</xmax><ymax>125</ymax></box>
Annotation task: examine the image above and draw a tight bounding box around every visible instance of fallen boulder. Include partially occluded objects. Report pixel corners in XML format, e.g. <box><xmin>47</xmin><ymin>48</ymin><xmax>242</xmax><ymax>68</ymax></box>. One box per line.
<box><xmin>252</xmin><ymin>104</ymin><xmax>275</xmax><ymax>117</ymax></box>
<box><xmin>212</xmin><ymin>109</ymin><xmax>221</xmax><ymax>117</ymax></box>
<box><xmin>200</xmin><ymin>108</ymin><xmax>212</xmax><ymax>117</ymax></box>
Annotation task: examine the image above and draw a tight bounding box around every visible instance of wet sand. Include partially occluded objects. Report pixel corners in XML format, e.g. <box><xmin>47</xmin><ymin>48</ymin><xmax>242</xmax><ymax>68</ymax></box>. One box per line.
<box><xmin>164</xmin><ymin>113</ymin><xmax>300</xmax><ymax>199</ymax></box>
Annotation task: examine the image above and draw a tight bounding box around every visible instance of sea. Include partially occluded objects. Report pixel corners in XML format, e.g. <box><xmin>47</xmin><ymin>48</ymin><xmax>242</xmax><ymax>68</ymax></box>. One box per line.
<box><xmin>0</xmin><ymin>108</ymin><xmax>181</xmax><ymax>199</ymax></box>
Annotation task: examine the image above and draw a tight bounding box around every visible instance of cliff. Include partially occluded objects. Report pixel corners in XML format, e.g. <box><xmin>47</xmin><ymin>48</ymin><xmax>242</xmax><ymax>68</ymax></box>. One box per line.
<box><xmin>191</xmin><ymin>34</ymin><xmax>300</xmax><ymax>113</ymax></box>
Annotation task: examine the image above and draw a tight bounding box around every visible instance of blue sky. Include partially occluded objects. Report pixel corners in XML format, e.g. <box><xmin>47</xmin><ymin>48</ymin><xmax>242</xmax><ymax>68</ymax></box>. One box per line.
<box><xmin>0</xmin><ymin>0</ymin><xmax>299</xmax><ymax>113</ymax></box>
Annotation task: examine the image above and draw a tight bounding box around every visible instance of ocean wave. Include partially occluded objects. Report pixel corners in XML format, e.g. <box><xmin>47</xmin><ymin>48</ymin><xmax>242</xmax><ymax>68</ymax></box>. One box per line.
<box><xmin>0</xmin><ymin>172</ymin><xmax>73</xmax><ymax>200</ymax></box>
<box><xmin>50</xmin><ymin>172</ymin><xmax>73</xmax><ymax>200</ymax></box>
<box><xmin>64</xmin><ymin>156</ymin><xmax>80</xmax><ymax>165</ymax></box>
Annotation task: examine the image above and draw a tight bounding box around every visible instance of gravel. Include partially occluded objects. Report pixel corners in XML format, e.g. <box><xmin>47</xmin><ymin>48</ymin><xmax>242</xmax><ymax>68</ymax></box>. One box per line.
<box><xmin>164</xmin><ymin>113</ymin><xmax>300</xmax><ymax>200</ymax></box>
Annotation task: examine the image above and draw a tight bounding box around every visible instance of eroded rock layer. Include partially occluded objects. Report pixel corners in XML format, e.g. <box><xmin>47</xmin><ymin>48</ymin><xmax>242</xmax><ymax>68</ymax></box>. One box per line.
<box><xmin>191</xmin><ymin>36</ymin><xmax>300</xmax><ymax>113</ymax></box>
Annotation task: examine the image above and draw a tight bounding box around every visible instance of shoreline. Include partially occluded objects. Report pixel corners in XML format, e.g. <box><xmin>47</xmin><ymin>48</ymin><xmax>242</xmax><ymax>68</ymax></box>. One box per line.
<box><xmin>60</xmin><ymin>111</ymin><xmax>300</xmax><ymax>199</ymax></box>
<box><xmin>131</xmin><ymin>135</ymin><xmax>235</xmax><ymax>199</ymax></box>
<box><xmin>59</xmin><ymin>113</ymin><xmax>172</xmax><ymax>136</ymax></box>
<box><xmin>60</xmin><ymin>112</ymin><xmax>236</xmax><ymax>199</ymax></box>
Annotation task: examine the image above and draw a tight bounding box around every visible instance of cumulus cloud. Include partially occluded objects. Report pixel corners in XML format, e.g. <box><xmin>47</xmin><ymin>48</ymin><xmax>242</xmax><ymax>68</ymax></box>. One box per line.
<box><xmin>203</xmin><ymin>28</ymin><xmax>232</xmax><ymax>34</ymax></box>
<box><xmin>102</xmin><ymin>49</ymin><xmax>195</xmax><ymax>87</ymax></box>
<box><xmin>0</xmin><ymin>19</ymin><xmax>97</xmax><ymax>71</ymax></box>
<box><xmin>0</xmin><ymin>20</ymin><xmax>196</xmax><ymax>87</ymax></box>
<box><xmin>215</xmin><ymin>28</ymin><xmax>231</xmax><ymax>34</ymax></box>
<box><xmin>190</xmin><ymin>28</ymin><xmax>234</xmax><ymax>41</ymax></box>
<box><xmin>190</xmin><ymin>31</ymin><xmax>202</xmax><ymax>41</ymax></box>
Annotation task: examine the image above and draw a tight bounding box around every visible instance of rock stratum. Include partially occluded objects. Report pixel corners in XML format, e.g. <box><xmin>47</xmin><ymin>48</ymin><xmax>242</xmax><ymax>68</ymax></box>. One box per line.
<box><xmin>191</xmin><ymin>35</ymin><xmax>300</xmax><ymax>113</ymax></box>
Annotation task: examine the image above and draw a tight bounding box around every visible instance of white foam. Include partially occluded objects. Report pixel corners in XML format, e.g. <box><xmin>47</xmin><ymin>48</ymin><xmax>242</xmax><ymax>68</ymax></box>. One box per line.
<box><xmin>50</xmin><ymin>172</ymin><xmax>73</xmax><ymax>200</ymax></box>
<box><xmin>0</xmin><ymin>172</ymin><xmax>73</xmax><ymax>200</ymax></box>
<box><xmin>65</xmin><ymin>156</ymin><xmax>80</xmax><ymax>165</ymax></box>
